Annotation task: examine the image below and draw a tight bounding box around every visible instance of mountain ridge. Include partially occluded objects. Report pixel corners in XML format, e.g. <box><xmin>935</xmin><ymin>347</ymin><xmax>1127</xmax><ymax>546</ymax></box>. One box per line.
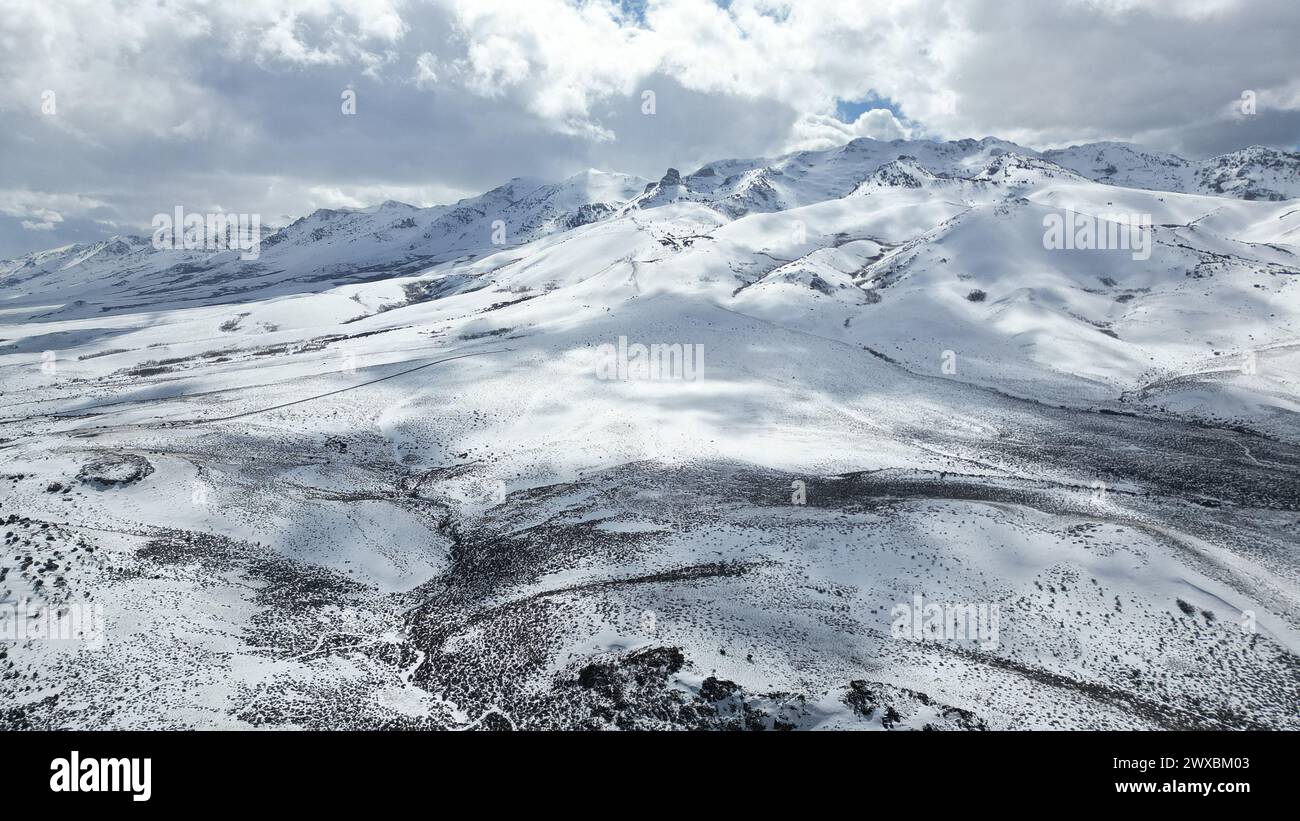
<box><xmin>6</xmin><ymin>138</ymin><xmax>1299</xmax><ymax>281</ymax></box>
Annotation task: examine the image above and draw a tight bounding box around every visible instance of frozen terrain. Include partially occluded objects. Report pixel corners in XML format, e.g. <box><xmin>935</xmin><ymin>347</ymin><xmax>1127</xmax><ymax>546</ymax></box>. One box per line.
<box><xmin>2</xmin><ymin>137</ymin><xmax>1298</xmax><ymax>730</ymax></box>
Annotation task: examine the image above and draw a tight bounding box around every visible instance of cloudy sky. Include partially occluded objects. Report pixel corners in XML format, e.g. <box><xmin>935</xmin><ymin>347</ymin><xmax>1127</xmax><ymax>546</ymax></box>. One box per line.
<box><xmin>1</xmin><ymin>0</ymin><xmax>1297</xmax><ymax>258</ymax></box>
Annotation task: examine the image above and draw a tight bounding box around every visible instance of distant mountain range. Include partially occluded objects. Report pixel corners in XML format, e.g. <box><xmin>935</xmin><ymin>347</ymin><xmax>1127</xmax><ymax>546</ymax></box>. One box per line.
<box><xmin>5</xmin><ymin>139</ymin><xmax>1299</xmax><ymax>319</ymax></box>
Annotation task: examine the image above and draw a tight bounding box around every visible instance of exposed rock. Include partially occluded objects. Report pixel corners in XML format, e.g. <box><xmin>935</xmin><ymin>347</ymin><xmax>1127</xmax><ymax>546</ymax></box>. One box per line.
<box><xmin>76</xmin><ymin>454</ymin><xmax>154</xmax><ymax>487</ymax></box>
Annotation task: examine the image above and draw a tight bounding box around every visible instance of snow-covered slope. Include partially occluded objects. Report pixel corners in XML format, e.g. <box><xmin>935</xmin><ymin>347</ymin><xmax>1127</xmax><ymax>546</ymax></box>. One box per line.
<box><xmin>2</xmin><ymin>137</ymin><xmax>1297</xmax><ymax>731</ymax></box>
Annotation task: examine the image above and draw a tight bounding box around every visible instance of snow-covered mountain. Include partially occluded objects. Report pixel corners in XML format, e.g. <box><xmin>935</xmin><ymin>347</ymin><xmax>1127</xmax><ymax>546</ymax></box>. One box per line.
<box><xmin>0</xmin><ymin>169</ymin><xmax>649</xmax><ymax>320</ymax></box>
<box><xmin>8</xmin><ymin>138</ymin><xmax>1297</xmax><ymax>322</ymax></box>
<box><xmin>2</xmin><ymin>137</ymin><xmax>1298</xmax><ymax>730</ymax></box>
<box><xmin>1045</xmin><ymin>142</ymin><xmax>1300</xmax><ymax>201</ymax></box>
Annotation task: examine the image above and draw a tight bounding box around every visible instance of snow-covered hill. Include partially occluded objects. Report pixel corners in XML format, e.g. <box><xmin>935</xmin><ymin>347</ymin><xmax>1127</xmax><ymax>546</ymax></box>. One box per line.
<box><xmin>2</xmin><ymin>137</ymin><xmax>1297</xmax><ymax>730</ymax></box>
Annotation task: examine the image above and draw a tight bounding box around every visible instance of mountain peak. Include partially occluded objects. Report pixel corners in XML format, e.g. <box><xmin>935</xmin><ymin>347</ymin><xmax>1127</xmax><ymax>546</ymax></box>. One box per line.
<box><xmin>859</xmin><ymin>156</ymin><xmax>939</xmax><ymax>190</ymax></box>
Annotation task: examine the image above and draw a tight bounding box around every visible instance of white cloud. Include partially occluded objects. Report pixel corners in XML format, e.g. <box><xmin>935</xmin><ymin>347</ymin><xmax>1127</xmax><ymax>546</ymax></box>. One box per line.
<box><xmin>439</xmin><ymin>0</ymin><xmax>660</xmax><ymax>140</ymax></box>
<box><xmin>5</xmin><ymin>0</ymin><xmax>1296</xmax><ymax>151</ymax></box>
<box><xmin>0</xmin><ymin>189</ymin><xmax>105</xmax><ymax>232</ymax></box>
<box><xmin>422</xmin><ymin>0</ymin><xmax>1300</xmax><ymax>153</ymax></box>
<box><xmin>303</xmin><ymin>181</ymin><xmax>474</xmax><ymax>210</ymax></box>
<box><xmin>0</xmin><ymin>0</ymin><xmax>408</xmax><ymax>140</ymax></box>
<box><xmin>428</xmin><ymin>0</ymin><xmax>921</xmax><ymax>143</ymax></box>
<box><xmin>786</xmin><ymin>110</ymin><xmax>913</xmax><ymax>152</ymax></box>
<box><xmin>414</xmin><ymin>52</ymin><xmax>440</xmax><ymax>88</ymax></box>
